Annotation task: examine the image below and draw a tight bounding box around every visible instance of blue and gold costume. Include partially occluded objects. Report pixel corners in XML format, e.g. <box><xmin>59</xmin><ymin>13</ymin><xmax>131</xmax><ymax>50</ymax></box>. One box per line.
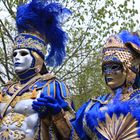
<box><xmin>72</xmin><ymin>31</ymin><xmax>140</xmax><ymax>140</ymax></box>
<box><xmin>0</xmin><ymin>73</ymin><xmax>74</xmax><ymax>139</ymax></box>
<box><xmin>0</xmin><ymin>0</ymin><xmax>78</xmax><ymax>139</ymax></box>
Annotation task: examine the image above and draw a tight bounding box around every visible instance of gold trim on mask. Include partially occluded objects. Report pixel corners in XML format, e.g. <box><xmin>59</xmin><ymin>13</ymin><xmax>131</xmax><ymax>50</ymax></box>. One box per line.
<box><xmin>102</xmin><ymin>35</ymin><xmax>135</xmax><ymax>69</ymax></box>
<box><xmin>31</xmin><ymin>51</ymin><xmax>44</xmax><ymax>72</ymax></box>
<box><xmin>103</xmin><ymin>48</ymin><xmax>134</xmax><ymax>68</ymax></box>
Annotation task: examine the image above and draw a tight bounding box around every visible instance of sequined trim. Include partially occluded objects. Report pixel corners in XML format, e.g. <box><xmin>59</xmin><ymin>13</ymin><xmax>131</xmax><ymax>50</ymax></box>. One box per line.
<box><xmin>103</xmin><ymin>47</ymin><xmax>133</xmax><ymax>68</ymax></box>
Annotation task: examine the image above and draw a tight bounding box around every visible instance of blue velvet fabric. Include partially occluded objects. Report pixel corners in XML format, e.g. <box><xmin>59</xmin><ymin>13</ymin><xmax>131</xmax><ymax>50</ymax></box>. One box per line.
<box><xmin>71</xmin><ymin>101</ymin><xmax>90</xmax><ymax>140</ymax></box>
<box><xmin>17</xmin><ymin>68</ymin><xmax>37</xmax><ymax>84</ymax></box>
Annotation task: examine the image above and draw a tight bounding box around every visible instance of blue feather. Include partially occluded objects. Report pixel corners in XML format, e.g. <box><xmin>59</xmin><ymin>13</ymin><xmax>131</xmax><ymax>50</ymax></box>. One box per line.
<box><xmin>86</xmin><ymin>93</ymin><xmax>140</xmax><ymax>138</ymax></box>
<box><xmin>119</xmin><ymin>30</ymin><xmax>140</xmax><ymax>47</ymax></box>
<box><xmin>16</xmin><ymin>0</ymin><xmax>72</xmax><ymax>66</ymax></box>
<box><xmin>119</xmin><ymin>30</ymin><xmax>140</xmax><ymax>88</ymax></box>
<box><xmin>112</xmin><ymin>87</ymin><xmax>123</xmax><ymax>103</ymax></box>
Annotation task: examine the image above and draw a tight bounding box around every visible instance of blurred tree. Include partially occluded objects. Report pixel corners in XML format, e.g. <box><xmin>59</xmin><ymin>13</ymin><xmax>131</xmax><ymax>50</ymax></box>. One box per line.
<box><xmin>0</xmin><ymin>0</ymin><xmax>139</xmax><ymax>109</ymax></box>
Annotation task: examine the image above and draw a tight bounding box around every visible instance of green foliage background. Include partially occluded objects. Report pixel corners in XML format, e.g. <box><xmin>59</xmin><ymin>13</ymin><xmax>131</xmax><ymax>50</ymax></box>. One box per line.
<box><xmin>0</xmin><ymin>0</ymin><xmax>139</xmax><ymax>110</ymax></box>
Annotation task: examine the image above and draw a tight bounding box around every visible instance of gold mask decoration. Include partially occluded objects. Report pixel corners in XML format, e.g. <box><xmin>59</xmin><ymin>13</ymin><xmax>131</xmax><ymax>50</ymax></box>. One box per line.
<box><xmin>102</xmin><ymin>35</ymin><xmax>139</xmax><ymax>89</ymax></box>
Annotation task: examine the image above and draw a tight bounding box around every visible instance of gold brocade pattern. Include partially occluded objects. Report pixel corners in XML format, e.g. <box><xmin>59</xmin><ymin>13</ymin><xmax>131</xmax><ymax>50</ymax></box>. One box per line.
<box><xmin>0</xmin><ymin>129</ymin><xmax>25</xmax><ymax>140</ymax></box>
<box><xmin>14</xmin><ymin>33</ymin><xmax>46</xmax><ymax>53</ymax></box>
<box><xmin>1</xmin><ymin>112</ymin><xmax>26</xmax><ymax>127</ymax></box>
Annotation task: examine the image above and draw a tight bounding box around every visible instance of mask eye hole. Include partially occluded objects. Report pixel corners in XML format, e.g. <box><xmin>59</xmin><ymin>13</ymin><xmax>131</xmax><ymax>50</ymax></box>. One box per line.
<box><xmin>13</xmin><ymin>52</ymin><xmax>17</xmax><ymax>57</ymax></box>
<box><xmin>111</xmin><ymin>64</ymin><xmax>122</xmax><ymax>71</ymax></box>
<box><xmin>112</xmin><ymin>64</ymin><xmax>120</xmax><ymax>70</ymax></box>
<box><xmin>103</xmin><ymin>63</ymin><xmax>123</xmax><ymax>73</ymax></box>
<box><xmin>103</xmin><ymin>66</ymin><xmax>107</xmax><ymax>71</ymax></box>
<box><xmin>20</xmin><ymin>51</ymin><xmax>29</xmax><ymax>56</ymax></box>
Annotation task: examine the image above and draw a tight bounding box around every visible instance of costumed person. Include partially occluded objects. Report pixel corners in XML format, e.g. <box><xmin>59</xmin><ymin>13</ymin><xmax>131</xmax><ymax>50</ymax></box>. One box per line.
<box><xmin>0</xmin><ymin>0</ymin><xmax>78</xmax><ymax>139</ymax></box>
<box><xmin>71</xmin><ymin>30</ymin><xmax>140</xmax><ymax>140</ymax></box>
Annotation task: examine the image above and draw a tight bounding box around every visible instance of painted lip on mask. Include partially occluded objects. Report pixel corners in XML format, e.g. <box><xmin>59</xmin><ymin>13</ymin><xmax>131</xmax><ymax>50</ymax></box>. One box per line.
<box><xmin>106</xmin><ymin>77</ymin><xmax>113</xmax><ymax>82</ymax></box>
<box><xmin>14</xmin><ymin>62</ymin><xmax>21</xmax><ymax>67</ymax></box>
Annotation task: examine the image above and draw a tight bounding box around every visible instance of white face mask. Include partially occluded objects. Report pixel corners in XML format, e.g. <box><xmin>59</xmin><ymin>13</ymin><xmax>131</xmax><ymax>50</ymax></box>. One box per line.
<box><xmin>13</xmin><ymin>49</ymin><xmax>33</xmax><ymax>73</ymax></box>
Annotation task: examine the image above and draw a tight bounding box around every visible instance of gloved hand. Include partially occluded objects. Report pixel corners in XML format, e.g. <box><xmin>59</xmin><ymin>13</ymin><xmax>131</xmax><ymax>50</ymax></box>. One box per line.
<box><xmin>32</xmin><ymin>95</ymin><xmax>62</xmax><ymax>117</ymax></box>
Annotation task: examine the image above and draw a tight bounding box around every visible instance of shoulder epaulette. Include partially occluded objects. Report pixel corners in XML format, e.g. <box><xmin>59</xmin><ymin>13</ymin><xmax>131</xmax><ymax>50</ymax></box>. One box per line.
<box><xmin>41</xmin><ymin>80</ymin><xmax>56</xmax><ymax>98</ymax></box>
<box><xmin>29</xmin><ymin>73</ymin><xmax>56</xmax><ymax>91</ymax></box>
<box><xmin>55</xmin><ymin>80</ymin><xmax>70</xmax><ymax>98</ymax></box>
<box><xmin>41</xmin><ymin>79</ymin><xmax>70</xmax><ymax>99</ymax></box>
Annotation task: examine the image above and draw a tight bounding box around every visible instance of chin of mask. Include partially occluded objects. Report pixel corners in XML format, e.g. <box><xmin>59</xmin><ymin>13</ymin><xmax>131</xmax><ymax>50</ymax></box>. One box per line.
<box><xmin>103</xmin><ymin>63</ymin><xmax>127</xmax><ymax>89</ymax></box>
<box><xmin>13</xmin><ymin>49</ymin><xmax>33</xmax><ymax>73</ymax></box>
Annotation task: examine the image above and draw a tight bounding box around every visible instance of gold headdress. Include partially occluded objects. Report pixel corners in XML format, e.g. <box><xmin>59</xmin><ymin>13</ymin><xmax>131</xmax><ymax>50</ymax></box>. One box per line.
<box><xmin>102</xmin><ymin>35</ymin><xmax>134</xmax><ymax>69</ymax></box>
<box><xmin>102</xmin><ymin>31</ymin><xmax>140</xmax><ymax>87</ymax></box>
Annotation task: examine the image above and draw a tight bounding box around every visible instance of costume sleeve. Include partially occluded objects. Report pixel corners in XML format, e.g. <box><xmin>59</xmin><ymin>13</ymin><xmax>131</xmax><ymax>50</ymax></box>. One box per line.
<box><xmin>71</xmin><ymin>101</ymin><xmax>91</xmax><ymax>140</ymax></box>
<box><xmin>52</xmin><ymin>80</ymin><xmax>78</xmax><ymax>139</ymax></box>
<box><xmin>71</xmin><ymin>95</ymin><xmax>111</xmax><ymax>140</ymax></box>
<box><xmin>41</xmin><ymin>79</ymin><xmax>78</xmax><ymax>139</ymax></box>
<box><xmin>52</xmin><ymin>109</ymin><xmax>80</xmax><ymax>140</ymax></box>
<box><xmin>84</xmin><ymin>94</ymin><xmax>111</xmax><ymax>139</ymax></box>
<box><xmin>41</xmin><ymin>79</ymin><xmax>80</xmax><ymax>139</ymax></box>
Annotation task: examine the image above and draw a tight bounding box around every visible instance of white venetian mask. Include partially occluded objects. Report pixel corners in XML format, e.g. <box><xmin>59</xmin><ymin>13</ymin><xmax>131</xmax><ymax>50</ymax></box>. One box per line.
<box><xmin>13</xmin><ymin>49</ymin><xmax>33</xmax><ymax>73</ymax></box>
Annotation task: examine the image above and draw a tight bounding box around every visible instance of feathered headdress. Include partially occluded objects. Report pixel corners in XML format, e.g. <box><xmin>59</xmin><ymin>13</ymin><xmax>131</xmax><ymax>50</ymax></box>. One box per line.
<box><xmin>14</xmin><ymin>0</ymin><xmax>71</xmax><ymax>66</ymax></box>
<box><xmin>119</xmin><ymin>31</ymin><xmax>140</xmax><ymax>88</ymax></box>
<box><xmin>119</xmin><ymin>30</ymin><xmax>140</xmax><ymax>55</ymax></box>
<box><xmin>102</xmin><ymin>35</ymin><xmax>133</xmax><ymax>68</ymax></box>
<box><xmin>119</xmin><ymin>30</ymin><xmax>140</xmax><ymax>46</ymax></box>
<box><xmin>102</xmin><ymin>30</ymin><xmax>140</xmax><ymax>88</ymax></box>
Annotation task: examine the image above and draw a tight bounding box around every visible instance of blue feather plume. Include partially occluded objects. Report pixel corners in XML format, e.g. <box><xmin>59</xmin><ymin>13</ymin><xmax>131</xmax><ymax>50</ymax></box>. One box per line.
<box><xmin>16</xmin><ymin>0</ymin><xmax>72</xmax><ymax>66</ymax></box>
<box><xmin>119</xmin><ymin>30</ymin><xmax>140</xmax><ymax>87</ymax></box>
<box><xmin>119</xmin><ymin>30</ymin><xmax>140</xmax><ymax>47</ymax></box>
